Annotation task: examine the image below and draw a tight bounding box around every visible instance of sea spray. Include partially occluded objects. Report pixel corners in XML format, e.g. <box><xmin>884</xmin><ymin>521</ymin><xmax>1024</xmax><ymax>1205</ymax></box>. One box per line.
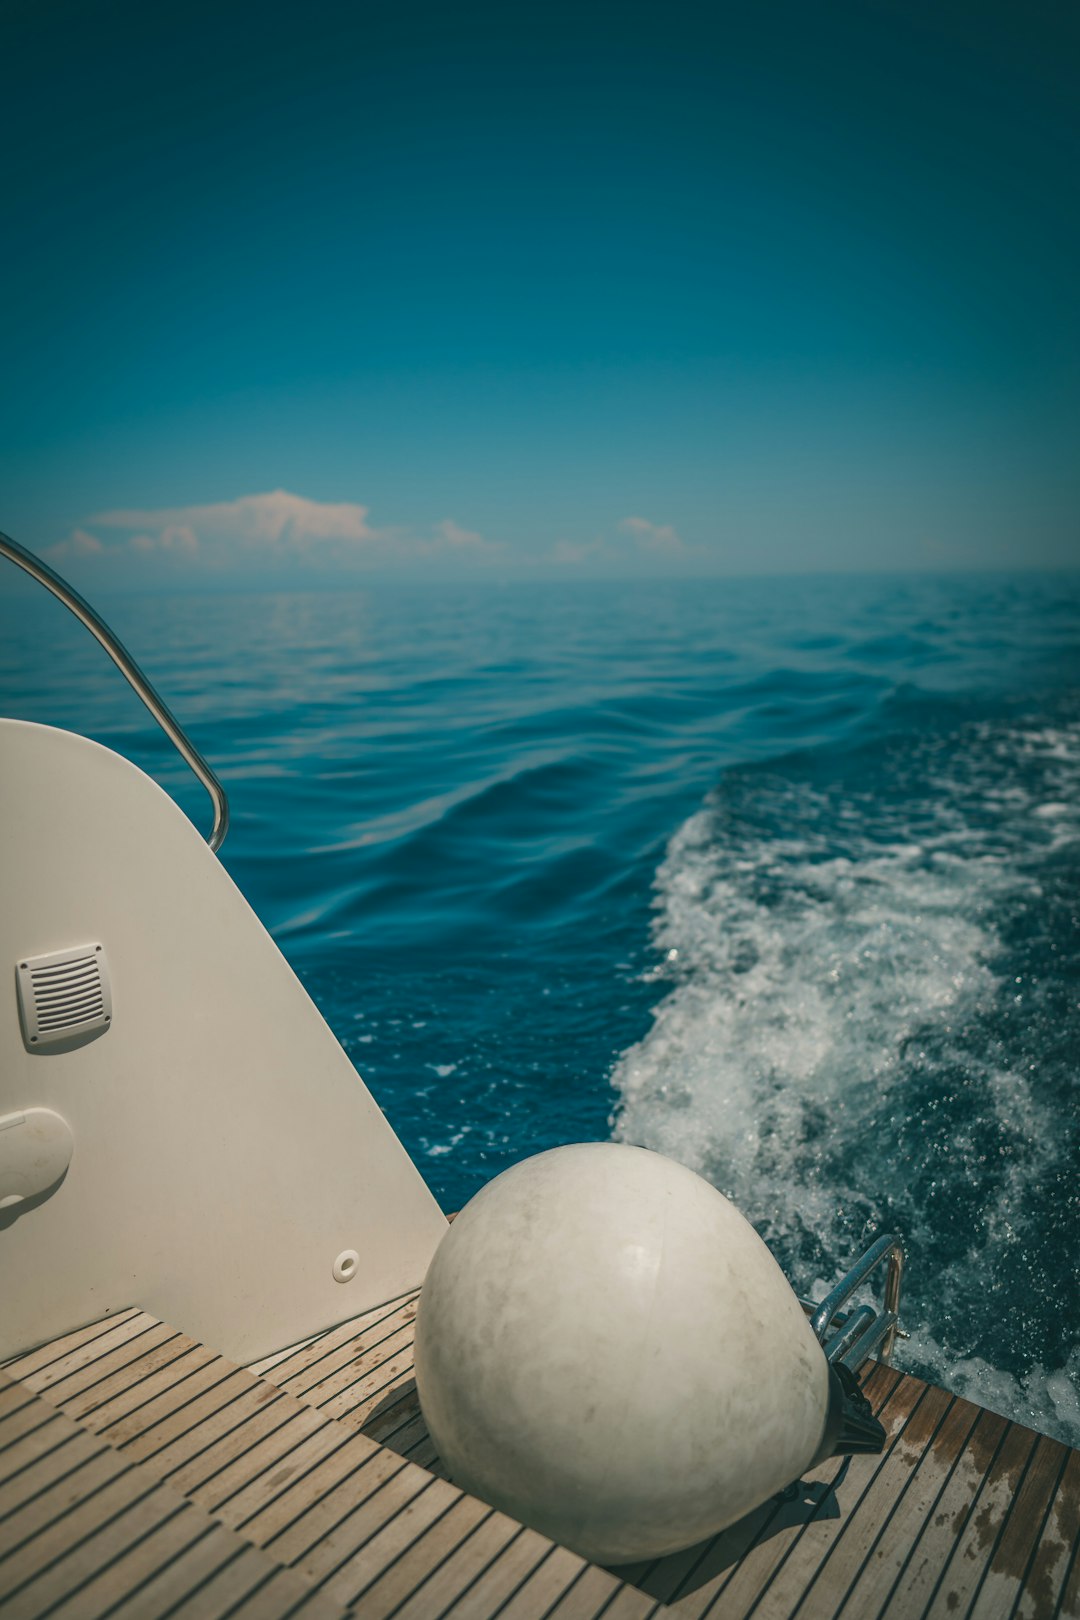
<box><xmin>612</xmin><ymin>704</ymin><xmax>1080</xmax><ymax>1445</ymax></box>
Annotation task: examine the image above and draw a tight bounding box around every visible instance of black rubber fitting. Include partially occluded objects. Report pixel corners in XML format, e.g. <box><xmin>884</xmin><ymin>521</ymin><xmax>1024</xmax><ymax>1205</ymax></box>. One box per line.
<box><xmin>810</xmin><ymin>1359</ymin><xmax>887</xmax><ymax>1469</ymax></box>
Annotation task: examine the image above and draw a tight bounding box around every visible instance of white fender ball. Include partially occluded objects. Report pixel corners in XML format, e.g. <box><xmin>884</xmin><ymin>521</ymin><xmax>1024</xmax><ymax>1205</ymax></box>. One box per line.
<box><xmin>414</xmin><ymin>1142</ymin><xmax>833</xmax><ymax>1564</ymax></box>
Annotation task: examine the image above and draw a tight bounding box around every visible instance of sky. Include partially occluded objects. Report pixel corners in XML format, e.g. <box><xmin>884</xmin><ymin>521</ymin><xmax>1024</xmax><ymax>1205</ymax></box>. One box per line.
<box><xmin>2</xmin><ymin>0</ymin><xmax>1078</xmax><ymax>587</ymax></box>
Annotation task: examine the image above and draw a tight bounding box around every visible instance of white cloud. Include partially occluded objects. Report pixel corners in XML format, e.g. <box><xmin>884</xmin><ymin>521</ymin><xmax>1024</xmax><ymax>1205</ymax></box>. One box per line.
<box><xmin>51</xmin><ymin>527</ymin><xmax>104</xmax><ymax>558</ymax></box>
<box><xmin>551</xmin><ymin>536</ymin><xmax>611</xmax><ymax>567</ymax></box>
<box><xmin>433</xmin><ymin>518</ymin><xmax>485</xmax><ymax>550</ymax></box>
<box><xmin>618</xmin><ymin>515</ymin><xmax>686</xmax><ymax>553</ymax></box>
<box><xmin>159</xmin><ymin>524</ymin><xmax>200</xmax><ymax>555</ymax></box>
<box><xmin>43</xmin><ymin>490</ymin><xmax>506</xmax><ymax>577</ymax></box>
<box><xmin>41</xmin><ymin>491</ymin><xmax>700</xmax><ymax>583</ymax></box>
<box><xmin>87</xmin><ymin>490</ymin><xmax>378</xmax><ymax>561</ymax></box>
<box><xmin>547</xmin><ymin>517</ymin><xmax>697</xmax><ymax>570</ymax></box>
<box><xmin>428</xmin><ymin>518</ymin><xmax>504</xmax><ymax>558</ymax></box>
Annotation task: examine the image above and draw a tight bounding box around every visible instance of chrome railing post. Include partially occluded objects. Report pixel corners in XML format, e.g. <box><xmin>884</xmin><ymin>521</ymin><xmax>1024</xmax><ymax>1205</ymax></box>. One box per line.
<box><xmin>809</xmin><ymin>1233</ymin><xmax>905</xmax><ymax>1365</ymax></box>
<box><xmin>1</xmin><ymin>530</ymin><xmax>229</xmax><ymax>852</ymax></box>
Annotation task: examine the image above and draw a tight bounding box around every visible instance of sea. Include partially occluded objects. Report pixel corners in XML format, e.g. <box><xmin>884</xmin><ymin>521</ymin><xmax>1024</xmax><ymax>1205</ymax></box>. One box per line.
<box><xmin>3</xmin><ymin>568</ymin><xmax>1078</xmax><ymax>1446</ymax></box>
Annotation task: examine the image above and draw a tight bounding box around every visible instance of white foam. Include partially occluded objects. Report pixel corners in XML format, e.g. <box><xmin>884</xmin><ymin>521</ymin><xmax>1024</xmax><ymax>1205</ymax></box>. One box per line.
<box><xmin>615</xmin><ymin>800</ymin><xmax>1008</xmax><ymax>1225</ymax></box>
<box><xmin>903</xmin><ymin>1331</ymin><xmax>1080</xmax><ymax>1445</ymax></box>
<box><xmin>611</xmin><ymin>714</ymin><xmax>1080</xmax><ymax>1445</ymax></box>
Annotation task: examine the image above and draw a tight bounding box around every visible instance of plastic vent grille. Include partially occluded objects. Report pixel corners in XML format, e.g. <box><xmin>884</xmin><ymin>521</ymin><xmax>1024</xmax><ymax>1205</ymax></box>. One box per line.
<box><xmin>16</xmin><ymin>944</ymin><xmax>112</xmax><ymax>1048</ymax></box>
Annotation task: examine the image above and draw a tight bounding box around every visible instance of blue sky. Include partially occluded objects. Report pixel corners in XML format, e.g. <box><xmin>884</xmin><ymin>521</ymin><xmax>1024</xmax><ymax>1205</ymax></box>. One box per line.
<box><xmin>2</xmin><ymin>0</ymin><xmax>1078</xmax><ymax>585</ymax></box>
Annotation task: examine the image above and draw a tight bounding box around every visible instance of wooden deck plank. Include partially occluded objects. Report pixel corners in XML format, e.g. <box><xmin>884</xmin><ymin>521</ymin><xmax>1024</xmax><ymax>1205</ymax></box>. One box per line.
<box><xmin>366</xmin><ymin>1394</ymin><xmax>431</xmax><ymax>1460</ymax></box>
<box><xmin>95</xmin><ymin>1354</ymin><xmax>245</xmax><ymax>1447</ymax></box>
<box><xmin>262</xmin><ymin>1447</ymin><xmax>425</xmax><ymax>1570</ymax></box>
<box><xmin>625</xmin><ymin>1538</ymin><xmax>710</xmax><ymax>1607</ymax></box>
<box><xmin>8</xmin><ymin>1302</ymin><xmax>1080</xmax><ymax>1620</ymax></box>
<box><xmin>363</xmin><ymin>1383</ymin><xmax>421</xmax><ymax>1437</ymax></box>
<box><xmin>0</xmin><ymin>1396</ymin><xmax>59</xmax><ymax>1454</ymax></box>
<box><xmin>196</xmin><ymin>1406</ymin><xmax>351</xmax><ymax>1517</ymax></box>
<box><xmin>390</xmin><ymin>1515</ymin><xmax>526</xmax><ymax>1620</ymax></box>
<box><xmin>668</xmin><ymin>1487</ymin><xmax>827</xmax><ymax>1620</ymax></box>
<box><xmin>1</xmin><ymin>1308</ymin><xmax>141</xmax><ymax>1380</ymax></box>
<box><xmin>99</xmin><ymin>1526</ymin><xmax>245</xmax><ymax>1620</ymax></box>
<box><xmin>404</xmin><ymin>1433</ymin><xmax>444</xmax><ymax>1476</ymax></box>
<box><xmin>53</xmin><ymin>1326</ymin><xmax>200</xmax><ymax>1419</ymax></box>
<box><xmin>99</xmin><ymin>1524</ymin><xmax>244</xmax><ymax>1619</ymax></box>
<box><xmin>215</xmin><ymin>1566</ymin><xmax>347</xmax><ymax>1620</ymax></box>
<box><xmin>968</xmin><ymin>1432</ymin><xmax>1072</xmax><ymax>1620</ymax></box>
<box><xmin>831</xmin><ymin>1393</ymin><xmax>983</xmax><ymax>1620</ymax></box>
<box><xmin>663</xmin><ymin>1365</ymin><xmax>913</xmax><ymax>1619</ymax></box>
<box><xmin>624</xmin><ymin>1512</ymin><xmax>753</xmax><ymax>1610</ymax></box>
<box><xmin>774</xmin><ymin>1382</ymin><xmax>958</xmax><ymax>1618</ymax></box>
<box><xmin>235</xmin><ymin>1429</ymin><xmax>390</xmax><ymax>1542</ymax></box>
<box><xmin>1015</xmin><ymin>1447</ymin><xmax>1080</xmax><ymax>1620</ymax></box>
<box><xmin>38</xmin><ymin>1501</ymin><xmax>214</xmax><ymax>1620</ymax></box>
<box><xmin>69</xmin><ymin>1339</ymin><xmax>220</xmax><ymax>1431</ymax></box>
<box><xmin>0</xmin><ymin>1479</ymin><xmax>184</xmax><ymax>1616</ymax></box>
<box><xmin>250</xmin><ymin>1295</ymin><xmax>438</xmax><ymax>1492</ymax></box>
<box><xmin>298</xmin><ymin>1337</ymin><xmax>418</xmax><ymax>1424</ymax></box>
<box><xmin>273</xmin><ymin>1307</ymin><xmax>419</xmax><ymax>1402</ymax></box>
<box><xmin>601</xmin><ymin>1584</ymin><xmax>663</xmax><ymax>1618</ymax></box>
<box><xmin>644</xmin><ymin>1412</ymin><xmax>881</xmax><ymax>1620</ymax></box>
<box><xmin>0</xmin><ymin>1445</ymin><xmax>131</xmax><ymax>1554</ymax></box>
<box><xmin>281</xmin><ymin>1590</ymin><xmax>358</xmax><ymax>1619</ymax></box>
<box><xmin>742</xmin><ymin>1383</ymin><xmax>946</xmax><ymax>1620</ymax></box>
<box><xmin>489</xmin><ymin>1545</ymin><xmax>591</xmax><ymax>1620</ymax></box>
<box><xmin>922</xmin><ymin>1418</ymin><xmax>1039</xmax><ymax>1619</ymax></box>
<box><xmin>112</xmin><ymin>1372</ymin><xmax>282</xmax><ymax>1465</ymax></box>
<box><xmin>0</xmin><ymin>1428</ymin><xmax>104</xmax><ymax>1521</ymax></box>
<box><xmin>0</xmin><ymin>1379</ymin><xmax>38</xmax><ymax>1423</ymax></box>
<box><xmin>875</xmin><ymin>1405</ymin><xmax>1010</xmax><ymax>1620</ymax></box>
<box><xmin>251</xmin><ymin>1291</ymin><xmax>419</xmax><ymax>1386</ymax></box>
<box><xmin>26</xmin><ymin>1319</ymin><xmax>182</xmax><ymax>1408</ymax></box>
<box><xmin>544</xmin><ymin>1563</ymin><xmax>627</xmax><ymax>1620</ymax></box>
<box><xmin>254</xmin><ymin>1297</ymin><xmax>423</xmax><ymax>1451</ymax></box>
<box><xmin>266</xmin><ymin>1322</ymin><xmax>410</xmax><ymax>1408</ymax></box>
<box><xmin>0</xmin><ymin>1464</ymin><xmax>158</xmax><ymax>1590</ymax></box>
<box><xmin>0</xmin><ymin>1382</ymin><xmax>353</xmax><ymax>1620</ymax></box>
<box><xmin>0</xmin><ymin>1412</ymin><xmax>77</xmax><ymax>1488</ymax></box>
<box><xmin>439</xmin><ymin>1525</ymin><xmax>557</xmax><ymax>1620</ymax></box>
<box><xmin>635</xmin><ymin>1491</ymin><xmax>784</xmax><ymax>1612</ymax></box>
<box><xmin>1058</xmin><ymin>1532</ymin><xmax>1080</xmax><ymax>1620</ymax></box>
<box><xmin>155</xmin><ymin>1542</ymin><xmax>304</xmax><ymax>1620</ymax></box>
<box><xmin>9</xmin><ymin>1312</ymin><xmax>161</xmax><ymax>1395</ymax></box>
<box><xmin>162</xmin><ymin>1394</ymin><xmax>312</xmax><ymax>1499</ymax></box>
<box><xmin>602</xmin><ymin>1363</ymin><xmax>898</xmax><ymax>1617</ymax></box>
<box><xmin>371</xmin><ymin>1398</ymin><xmax>430</xmax><ymax>1458</ymax></box>
<box><xmin>320</xmin><ymin>1484</ymin><xmax>487</xmax><ymax>1612</ymax></box>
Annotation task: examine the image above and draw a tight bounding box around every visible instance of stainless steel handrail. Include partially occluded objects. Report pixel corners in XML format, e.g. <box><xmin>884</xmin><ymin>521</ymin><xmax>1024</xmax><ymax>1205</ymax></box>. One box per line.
<box><xmin>0</xmin><ymin>530</ymin><xmax>229</xmax><ymax>852</ymax></box>
<box><xmin>838</xmin><ymin>1311</ymin><xmax>899</xmax><ymax>1371</ymax></box>
<box><xmin>810</xmin><ymin>1232</ymin><xmax>905</xmax><ymax>1363</ymax></box>
<box><xmin>823</xmin><ymin>1303</ymin><xmax>877</xmax><ymax>1364</ymax></box>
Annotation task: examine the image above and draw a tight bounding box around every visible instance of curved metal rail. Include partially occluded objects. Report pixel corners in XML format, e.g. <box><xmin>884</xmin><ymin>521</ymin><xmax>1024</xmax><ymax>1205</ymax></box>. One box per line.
<box><xmin>0</xmin><ymin>530</ymin><xmax>229</xmax><ymax>852</ymax></box>
<box><xmin>807</xmin><ymin>1232</ymin><xmax>905</xmax><ymax>1365</ymax></box>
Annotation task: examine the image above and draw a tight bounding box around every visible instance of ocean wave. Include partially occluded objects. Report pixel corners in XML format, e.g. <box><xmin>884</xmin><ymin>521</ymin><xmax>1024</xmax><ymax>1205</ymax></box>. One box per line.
<box><xmin>612</xmin><ymin>699</ymin><xmax>1080</xmax><ymax>1444</ymax></box>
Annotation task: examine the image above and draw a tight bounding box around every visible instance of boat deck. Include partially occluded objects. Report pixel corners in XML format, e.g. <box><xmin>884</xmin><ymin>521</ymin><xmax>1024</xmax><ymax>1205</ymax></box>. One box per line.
<box><xmin>2</xmin><ymin>1297</ymin><xmax>1077</xmax><ymax>1619</ymax></box>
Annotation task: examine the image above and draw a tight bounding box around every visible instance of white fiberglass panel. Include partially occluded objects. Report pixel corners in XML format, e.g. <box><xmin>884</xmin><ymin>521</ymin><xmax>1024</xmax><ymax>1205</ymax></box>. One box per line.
<box><xmin>0</xmin><ymin>719</ymin><xmax>447</xmax><ymax>1361</ymax></box>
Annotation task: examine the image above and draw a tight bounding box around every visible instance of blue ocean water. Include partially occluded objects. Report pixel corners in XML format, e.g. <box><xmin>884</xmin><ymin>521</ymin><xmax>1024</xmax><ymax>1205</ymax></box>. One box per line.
<box><xmin>2</xmin><ymin>569</ymin><xmax>1079</xmax><ymax>1443</ymax></box>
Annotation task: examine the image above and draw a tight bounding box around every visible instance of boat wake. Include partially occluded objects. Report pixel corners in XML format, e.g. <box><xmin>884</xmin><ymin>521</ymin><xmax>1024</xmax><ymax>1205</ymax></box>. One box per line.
<box><xmin>612</xmin><ymin>693</ymin><xmax>1080</xmax><ymax>1446</ymax></box>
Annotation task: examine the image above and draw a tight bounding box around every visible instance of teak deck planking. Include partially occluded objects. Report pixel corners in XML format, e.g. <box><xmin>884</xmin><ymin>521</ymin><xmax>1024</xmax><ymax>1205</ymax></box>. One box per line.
<box><xmin>1</xmin><ymin>1299</ymin><xmax>1077</xmax><ymax>1619</ymax></box>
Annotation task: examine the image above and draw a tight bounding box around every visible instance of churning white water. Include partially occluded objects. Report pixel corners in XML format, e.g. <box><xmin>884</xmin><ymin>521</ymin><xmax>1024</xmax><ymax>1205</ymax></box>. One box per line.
<box><xmin>613</xmin><ymin>709</ymin><xmax>1080</xmax><ymax>1445</ymax></box>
